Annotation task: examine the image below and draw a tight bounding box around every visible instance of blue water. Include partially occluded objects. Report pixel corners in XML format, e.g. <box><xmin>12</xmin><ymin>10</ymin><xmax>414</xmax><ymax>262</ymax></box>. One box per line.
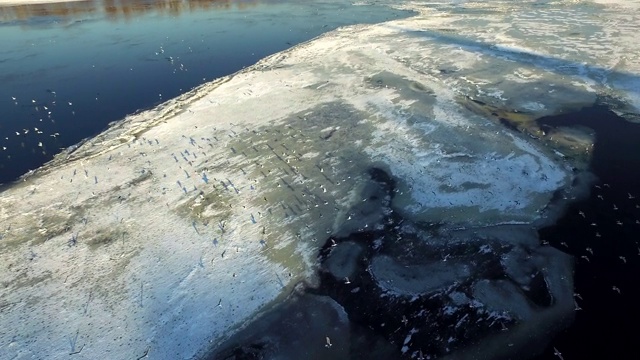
<box><xmin>0</xmin><ymin>0</ymin><xmax>412</xmax><ymax>184</ymax></box>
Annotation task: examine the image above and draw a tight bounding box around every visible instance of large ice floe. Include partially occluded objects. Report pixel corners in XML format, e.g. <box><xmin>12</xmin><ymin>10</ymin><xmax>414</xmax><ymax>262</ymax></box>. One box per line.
<box><xmin>1</xmin><ymin>0</ymin><xmax>639</xmax><ymax>359</ymax></box>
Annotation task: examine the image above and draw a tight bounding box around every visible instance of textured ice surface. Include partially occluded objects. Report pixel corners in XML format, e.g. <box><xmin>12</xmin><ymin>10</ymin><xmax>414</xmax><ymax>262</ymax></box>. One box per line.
<box><xmin>1</xmin><ymin>0</ymin><xmax>639</xmax><ymax>359</ymax></box>
<box><xmin>402</xmin><ymin>0</ymin><xmax>640</xmax><ymax>121</ymax></box>
<box><xmin>223</xmin><ymin>171</ymin><xmax>575</xmax><ymax>359</ymax></box>
<box><xmin>371</xmin><ymin>255</ymin><xmax>471</xmax><ymax>295</ymax></box>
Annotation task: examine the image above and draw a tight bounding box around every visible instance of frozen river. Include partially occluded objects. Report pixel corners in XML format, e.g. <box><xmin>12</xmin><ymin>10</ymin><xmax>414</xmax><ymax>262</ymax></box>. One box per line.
<box><xmin>1</xmin><ymin>1</ymin><xmax>639</xmax><ymax>359</ymax></box>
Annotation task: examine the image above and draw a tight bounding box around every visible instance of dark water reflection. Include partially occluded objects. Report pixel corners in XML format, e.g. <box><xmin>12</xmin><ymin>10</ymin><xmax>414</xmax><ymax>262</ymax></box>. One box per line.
<box><xmin>1</xmin><ymin>0</ymin><xmax>278</xmax><ymax>23</ymax></box>
<box><xmin>0</xmin><ymin>0</ymin><xmax>412</xmax><ymax>184</ymax></box>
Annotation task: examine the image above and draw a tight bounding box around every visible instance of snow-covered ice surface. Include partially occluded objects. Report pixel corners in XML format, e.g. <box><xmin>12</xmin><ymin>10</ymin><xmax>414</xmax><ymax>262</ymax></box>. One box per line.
<box><xmin>402</xmin><ymin>0</ymin><xmax>640</xmax><ymax>121</ymax></box>
<box><xmin>1</xmin><ymin>0</ymin><xmax>639</xmax><ymax>359</ymax></box>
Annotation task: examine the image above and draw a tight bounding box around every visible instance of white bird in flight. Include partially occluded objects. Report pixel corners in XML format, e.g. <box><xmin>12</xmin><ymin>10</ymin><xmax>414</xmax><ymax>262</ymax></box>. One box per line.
<box><xmin>325</xmin><ymin>336</ymin><xmax>332</xmax><ymax>348</ymax></box>
<box><xmin>553</xmin><ymin>347</ymin><xmax>564</xmax><ymax>360</ymax></box>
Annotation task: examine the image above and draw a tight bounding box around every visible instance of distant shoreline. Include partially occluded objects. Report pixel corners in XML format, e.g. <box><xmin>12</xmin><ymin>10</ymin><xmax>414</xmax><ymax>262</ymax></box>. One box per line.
<box><xmin>0</xmin><ymin>0</ymin><xmax>85</xmax><ymax>6</ymax></box>
<box><xmin>0</xmin><ymin>0</ymin><xmax>256</xmax><ymax>7</ymax></box>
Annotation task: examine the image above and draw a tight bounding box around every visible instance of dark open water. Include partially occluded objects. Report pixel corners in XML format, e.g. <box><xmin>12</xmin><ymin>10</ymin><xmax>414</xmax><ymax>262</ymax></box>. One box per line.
<box><xmin>2</xmin><ymin>1</ymin><xmax>640</xmax><ymax>359</ymax></box>
<box><xmin>535</xmin><ymin>104</ymin><xmax>640</xmax><ymax>360</ymax></box>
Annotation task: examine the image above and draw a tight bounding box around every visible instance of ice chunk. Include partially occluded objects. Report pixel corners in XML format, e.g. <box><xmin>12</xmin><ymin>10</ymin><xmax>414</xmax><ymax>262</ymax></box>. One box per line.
<box><xmin>371</xmin><ymin>255</ymin><xmax>470</xmax><ymax>295</ymax></box>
